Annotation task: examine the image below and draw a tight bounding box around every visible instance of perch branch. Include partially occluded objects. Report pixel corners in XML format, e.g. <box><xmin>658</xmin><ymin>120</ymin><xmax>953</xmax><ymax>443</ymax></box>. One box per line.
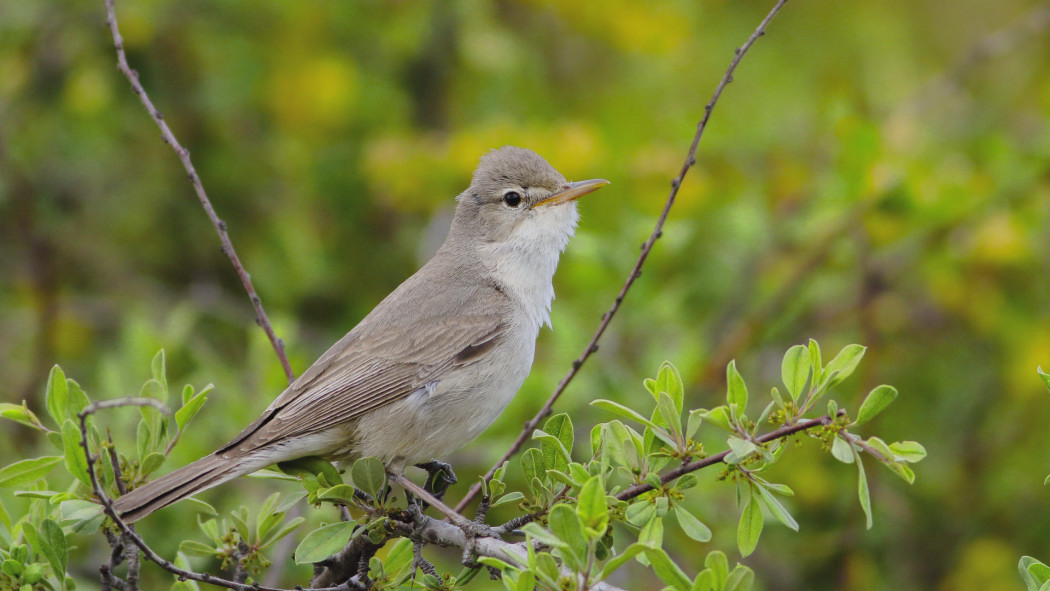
<box><xmin>456</xmin><ymin>0</ymin><xmax>792</xmax><ymax>513</ymax></box>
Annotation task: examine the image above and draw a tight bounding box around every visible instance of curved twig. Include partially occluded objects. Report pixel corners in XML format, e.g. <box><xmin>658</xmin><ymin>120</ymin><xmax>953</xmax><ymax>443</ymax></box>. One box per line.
<box><xmin>103</xmin><ymin>0</ymin><xmax>294</xmax><ymax>385</ymax></box>
<box><xmin>455</xmin><ymin>0</ymin><xmax>793</xmax><ymax>513</ymax></box>
<box><xmin>78</xmin><ymin>400</ymin><xmax>347</xmax><ymax>591</ymax></box>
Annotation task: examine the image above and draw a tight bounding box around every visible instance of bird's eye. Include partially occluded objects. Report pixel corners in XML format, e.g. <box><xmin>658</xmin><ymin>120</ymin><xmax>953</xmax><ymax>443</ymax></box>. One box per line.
<box><xmin>502</xmin><ymin>191</ymin><xmax>522</xmax><ymax>208</ymax></box>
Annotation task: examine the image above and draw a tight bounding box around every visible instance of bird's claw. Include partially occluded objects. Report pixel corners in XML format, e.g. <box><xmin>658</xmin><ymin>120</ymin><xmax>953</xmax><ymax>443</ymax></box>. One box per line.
<box><xmin>415</xmin><ymin>460</ymin><xmax>457</xmax><ymax>501</ymax></box>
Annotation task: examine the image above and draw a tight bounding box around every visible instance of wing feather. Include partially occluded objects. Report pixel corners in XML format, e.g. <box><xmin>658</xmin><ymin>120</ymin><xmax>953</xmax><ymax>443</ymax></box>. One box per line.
<box><xmin>218</xmin><ymin>313</ymin><xmax>507</xmax><ymax>454</ymax></box>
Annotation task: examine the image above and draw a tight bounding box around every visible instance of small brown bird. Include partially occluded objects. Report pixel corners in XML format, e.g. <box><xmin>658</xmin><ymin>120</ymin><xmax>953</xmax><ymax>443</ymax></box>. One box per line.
<box><xmin>113</xmin><ymin>146</ymin><xmax>608</xmax><ymax>522</ymax></box>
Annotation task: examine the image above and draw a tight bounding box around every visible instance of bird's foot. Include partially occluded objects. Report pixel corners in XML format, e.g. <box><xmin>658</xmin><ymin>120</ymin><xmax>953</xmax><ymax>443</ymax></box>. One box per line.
<box><xmin>415</xmin><ymin>460</ymin><xmax>457</xmax><ymax>501</ymax></box>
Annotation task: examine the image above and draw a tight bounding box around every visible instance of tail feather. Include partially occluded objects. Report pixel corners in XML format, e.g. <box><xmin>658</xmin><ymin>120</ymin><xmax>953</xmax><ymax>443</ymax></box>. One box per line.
<box><xmin>112</xmin><ymin>454</ymin><xmax>258</xmax><ymax>523</ymax></box>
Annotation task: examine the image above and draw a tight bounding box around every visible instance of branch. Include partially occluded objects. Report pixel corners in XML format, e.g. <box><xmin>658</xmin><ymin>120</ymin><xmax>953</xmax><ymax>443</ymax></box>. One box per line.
<box><xmin>103</xmin><ymin>0</ymin><xmax>294</xmax><ymax>385</ymax></box>
<box><xmin>455</xmin><ymin>0</ymin><xmax>793</xmax><ymax>513</ymax></box>
<box><xmin>389</xmin><ymin>517</ymin><xmax>627</xmax><ymax>591</ymax></box>
<box><xmin>616</xmin><ymin>414</ymin><xmax>829</xmax><ymax>502</ymax></box>
<box><xmin>77</xmin><ymin>400</ymin><xmax>346</xmax><ymax>591</ymax></box>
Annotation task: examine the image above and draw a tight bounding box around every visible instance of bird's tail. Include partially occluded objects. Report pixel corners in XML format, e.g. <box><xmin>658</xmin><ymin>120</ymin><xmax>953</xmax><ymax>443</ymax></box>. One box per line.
<box><xmin>112</xmin><ymin>452</ymin><xmax>264</xmax><ymax>523</ymax></box>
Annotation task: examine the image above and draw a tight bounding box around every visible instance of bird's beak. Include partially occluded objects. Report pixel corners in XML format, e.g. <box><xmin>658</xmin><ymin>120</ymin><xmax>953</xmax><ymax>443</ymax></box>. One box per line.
<box><xmin>532</xmin><ymin>178</ymin><xmax>610</xmax><ymax>209</ymax></box>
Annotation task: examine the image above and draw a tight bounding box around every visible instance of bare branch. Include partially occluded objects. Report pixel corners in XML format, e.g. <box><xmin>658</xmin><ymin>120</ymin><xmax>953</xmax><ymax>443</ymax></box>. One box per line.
<box><xmin>103</xmin><ymin>0</ymin><xmax>294</xmax><ymax>385</ymax></box>
<box><xmin>456</xmin><ymin>0</ymin><xmax>793</xmax><ymax>513</ymax></box>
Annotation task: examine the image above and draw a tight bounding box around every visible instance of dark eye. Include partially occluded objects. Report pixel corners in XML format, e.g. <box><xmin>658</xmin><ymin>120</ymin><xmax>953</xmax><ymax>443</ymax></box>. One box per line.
<box><xmin>502</xmin><ymin>191</ymin><xmax>522</xmax><ymax>208</ymax></box>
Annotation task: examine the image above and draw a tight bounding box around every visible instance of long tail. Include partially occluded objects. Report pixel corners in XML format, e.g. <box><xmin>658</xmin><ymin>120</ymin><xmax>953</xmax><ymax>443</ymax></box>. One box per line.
<box><xmin>112</xmin><ymin>453</ymin><xmax>263</xmax><ymax>523</ymax></box>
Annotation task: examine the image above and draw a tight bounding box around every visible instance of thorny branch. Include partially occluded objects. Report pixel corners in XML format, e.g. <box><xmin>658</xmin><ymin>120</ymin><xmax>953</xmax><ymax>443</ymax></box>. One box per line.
<box><xmin>103</xmin><ymin>0</ymin><xmax>295</xmax><ymax>385</ymax></box>
<box><xmin>455</xmin><ymin>0</ymin><xmax>794</xmax><ymax>513</ymax></box>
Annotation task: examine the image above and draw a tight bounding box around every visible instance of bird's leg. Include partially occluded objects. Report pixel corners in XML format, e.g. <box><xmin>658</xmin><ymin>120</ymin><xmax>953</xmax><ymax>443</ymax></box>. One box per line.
<box><xmin>415</xmin><ymin>460</ymin><xmax>457</xmax><ymax>501</ymax></box>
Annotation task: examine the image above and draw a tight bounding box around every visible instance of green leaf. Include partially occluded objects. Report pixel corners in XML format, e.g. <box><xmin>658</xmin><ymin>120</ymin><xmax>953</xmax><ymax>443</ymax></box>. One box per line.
<box><xmin>546</xmin><ymin>504</ymin><xmax>587</xmax><ymax>569</ymax></box>
<box><xmin>350</xmin><ymin>457</ymin><xmax>386</xmax><ymax>499</ymax></box>
<box><xmin>638</xmin><ymin>513</ymin><xmax>664</xmax><ymax>549</ymax></box>
<box><xmin>889</xmin><ymin>441</ymin><xmax>927</xmax><ymax>463</ymax></box>
<box><xmin>151</xmin><ymin>350</ymin><xmax>168</xmax><ymax>391</ymax></box>
<box><xmin>656</xmin><ymin>392</ymin><xmax>682</xmax><ymax>441</ymax></box>
<box><xmin>491</xmin><ymin>491</ymin><xmax>524</xmax><ymax>508</ymax></box>
<box><xmin>140</xmin><ymin>452</ymin><xmax>166</xmax><ymax>477</ymax></box>
<box><xmin>279</xmin><ymin>456</ymin><xmax>343</xmax><ymax>488</ymax></box>
<box><xmin>179</xmin><ymin>540</ymin><xmax>218</xmax><ymax>557</ymax></box>
<box><xmin>382</xmin><ymin>537</ymin><xmax>415</xmax><ymax>579</ymax></box>
<box><xmin>45</xmin><ymin>366</ymin><xmax>69</xmax><ymax>427</ymax></box>
<box><xmin>183</xmin><ymin>497</ymin><xmax>218</xmax><ymax>516</ymax></box>
<box><xmin>854</xmin><ymin>447</ymin><xmax>873</xmax><ymax>529</ymax></box>
<box><xmin>1021</xmin><ymin>556</ymin><xmax>1050</xmax><ymax>589</ymax></box>
<box><xmin>24</xmin><ymin>520</ymin><xmax>67</xmax><ymax>585</ymax></box>
<box><xmin>0</xmin><ymin>402</ymin><xmax>47</xmax><ymax>431</ymax></box>
<box><xmin>532</xmin><ymin>430</ymin><xmax>572</xmax><ymax>473</ymax></box>
<box><xmin>61</xmin><ymin>420</ymin><xmax>91</xmax><ymax>488</ymax></box>
<box><xmin>780</xmin><ymin>345</ymin><xmax>810</xmax><ymax>401</ymax></box>
<box><xmin>656</xmin><ymin>361</ymin><xmax>685</xmax><ymax>415</ymax></box>
<box><xmin>725</xmin><ymin>564</ymin><xmax>756</xmax><ymax>591</ymax></box>
<box><xmin>317</xmin><ymin>484</ymin><xmax>358</xmax><ymax>505</ymax></box>
<box><xmin>598</xmin><ymin>542</ymin><xmax>649</xmax><ymax>580</ymax></box>
<box><xmin>737</xmin><ymin>493</ymin><xmax>763</xmax><ymax>557</ymax></box>
<box><xmin>521</xmin><ymin>448</ymin><xmax>544</xmax><ymax>484</ymax></box>
<box><xmin>1039</xmin><ymin>367</ymin><xmax>1050</xmax><ymax>394</ymax></box>
<box><xmin>520</xmin><ymin>522</ymin><xmax>568</xmax><ymax>550</ymax></box>
<box><xmin>0</xmin><ymin>456</ymin><xmax>63</xmax><ymax>489</ymax></box>
<box><xmin>590</xmin><ymin>424</ymin><xmax>603</xmax><ymax>457</ymax></box>
<box><xmin>705</xmin><ymin>551</ymin><xmax>729</xmax><ymax>588</ymax></box>
<box><xmin>824</xmin><ymin>344</ymin><xmax>866</xmax><ymax>387</ymax></box>
<box><xmin>576</xmin><ymin>475</ymin><xmax>608</xmax><ymax>536</ymax></box>
<box><xmin>807</xmin><ymin>339</ymin><xmax>823</xmax><ymax>388</ymax></box>
<box><xmin>1</xmin><ymin>559</ymin><xmax>21</xmax><ymax>577</ymax></box>
<box><xmin>260</xmin><ymin>517</ymin><xmax>305</xmax><ymax>550</ymax></box>
<box><xmin>541</xmin><ymin>413</ymin><xmax>574</xmax><ymax>472</ymax></box>
<box><xmin>65</xmin><ymin>380</ymin><xmax>90</xmax><ymax>423</ymax></box>
<box><xmin>175</xmin><ymin>388</ymin><xmax>210</xmax><ymax>433</ymax></box>
<box><xmin>725</xmin><ymin>360</ymin><xmax>748</xmax><ymax>411</ymax></box>
<box><xmin>686</xmin><ymin>409</ymin><xmax>703</xmax><ymax>440</ymax></box>
<box><xmin>644</xmin><ymin>546</ymin><xmax>692</xmax><ymax>591</ymax></box>
<box><xmin>294</xmin><ymin>521</ymin><xmax>358</xmax><ymax>564</ymax></box>
<box><xmin>754</xmin><ymin>483</ymin><xmax>799</xmax><ymax>531</ymax></box>
<box><xmin>855</xmin><ymin>385</ymin><xmax>898</xmax><ymax>425</ymax></box>
<box><xmin>673</xmin><ymin>505</ymin><xmax>712</xmax><ymax>542</ymax></box>
<box><xmin>724</xmin><ymin>437</ymin><xmax>758</xmax><ymax>465</ymax></box>
<box><xmin>626</xmin><ymin>500</ymin><xmax>656</xmax><ymax>527</ymax></box>
<box><xmin>830</xmin><ymin>436</ymin><xmax>855</xmax><ymax>464</ymax></box>
<box><xmin>699</xmin><ymin>406</ymin><xmax>733</xmax><ymax>432</ymax></box>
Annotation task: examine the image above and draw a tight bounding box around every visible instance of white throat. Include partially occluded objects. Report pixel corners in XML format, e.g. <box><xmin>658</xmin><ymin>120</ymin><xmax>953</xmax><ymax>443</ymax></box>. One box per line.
<box><xmin>479</xmin><ymin>203</ymin><xmax>579</xmax><ymax>330</ymax></box>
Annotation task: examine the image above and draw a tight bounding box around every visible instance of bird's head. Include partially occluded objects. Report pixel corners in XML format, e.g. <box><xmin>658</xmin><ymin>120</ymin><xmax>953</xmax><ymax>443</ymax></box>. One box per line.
<box><xmin>451</xmin><ymin>146</ymin><xmax>609</xmax><ymax>248</ymax></box>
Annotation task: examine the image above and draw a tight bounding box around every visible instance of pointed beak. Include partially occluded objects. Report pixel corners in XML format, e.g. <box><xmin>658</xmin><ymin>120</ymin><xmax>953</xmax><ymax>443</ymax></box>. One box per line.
<box><xmin>531</xmin><ymin>178</ymin><xmax>610</xmax><ymax>209</ymax></box>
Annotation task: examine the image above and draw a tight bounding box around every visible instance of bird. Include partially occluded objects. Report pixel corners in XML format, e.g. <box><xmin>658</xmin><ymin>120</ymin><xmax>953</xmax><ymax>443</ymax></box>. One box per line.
<box><xmin>112</xmin><ymin>146</ymin><xmax>608</xmax><ymax>523</ymax></box>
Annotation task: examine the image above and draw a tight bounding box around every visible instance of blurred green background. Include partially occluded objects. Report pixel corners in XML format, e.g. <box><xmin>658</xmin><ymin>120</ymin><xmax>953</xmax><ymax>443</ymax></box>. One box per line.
<box><xmin>3</xmin><ymin>0</ymin><xmax>1050</xmax><ymax>589</ymax></box>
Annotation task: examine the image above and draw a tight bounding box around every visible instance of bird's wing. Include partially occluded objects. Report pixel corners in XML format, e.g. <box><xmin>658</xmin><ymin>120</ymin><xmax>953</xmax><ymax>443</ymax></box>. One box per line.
<box><xmin>217</xmin><ymin>313</ymin><xmax>507</xmax><ymax>455</ymax></box>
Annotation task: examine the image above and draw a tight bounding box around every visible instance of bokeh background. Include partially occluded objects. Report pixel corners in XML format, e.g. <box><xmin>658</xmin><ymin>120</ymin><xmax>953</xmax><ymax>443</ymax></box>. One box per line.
<box><xmin>3</xmin><ymin>0</ymin><xmax>1050</xmax><ymax>589</ymax></box>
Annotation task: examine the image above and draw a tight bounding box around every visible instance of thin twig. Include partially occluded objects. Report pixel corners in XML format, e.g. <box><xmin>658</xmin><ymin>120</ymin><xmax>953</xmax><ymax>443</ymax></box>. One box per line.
<box><xmin>615</xmin><ymin>415</ymin><xmax>829</xmax><ymax>502</ymax></box>
<box><xmin>455</xmin><ymin>0</ymin><xmax>793</xmax><ymax>513</ymax></box>
<box><xmin>103</xmin><ymin>0</ymin><xmax>294</xmax><ymax>384</ymax></box>
<box><xmin>77</xmin><ymin>401</ymin><xmax>347</xmax><ymax>591</ymax></box>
